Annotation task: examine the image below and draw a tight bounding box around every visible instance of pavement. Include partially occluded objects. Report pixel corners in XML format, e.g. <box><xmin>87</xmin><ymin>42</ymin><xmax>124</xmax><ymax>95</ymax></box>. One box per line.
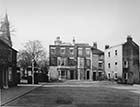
<box><xmin>0</xmin><ymin>84</ymin><xmax>42</xmax><ymax>106</ymax></box>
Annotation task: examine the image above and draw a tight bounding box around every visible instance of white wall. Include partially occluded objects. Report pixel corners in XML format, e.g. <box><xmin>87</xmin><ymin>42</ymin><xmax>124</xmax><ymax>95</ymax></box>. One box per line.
<box><xmin>105</xmin><ymin>45</ymin><xmax>123</xmax><ymax>79</ymax></box>
<box><xmin>48</xmin><ymin>66</ymin><xmax>59</xmax><ymax>80</ymax></box>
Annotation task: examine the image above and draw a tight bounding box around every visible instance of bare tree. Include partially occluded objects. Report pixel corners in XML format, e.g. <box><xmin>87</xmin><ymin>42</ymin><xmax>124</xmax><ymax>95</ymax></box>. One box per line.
<box><xmin>17</xmin><ymin>40</ymin><xmax>47</xmax><ymax>69</ymax></box>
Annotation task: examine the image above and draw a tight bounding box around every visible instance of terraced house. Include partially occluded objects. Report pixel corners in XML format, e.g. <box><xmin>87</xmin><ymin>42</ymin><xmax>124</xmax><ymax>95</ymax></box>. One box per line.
<box><xmin>49</xmin><ymin>37</ymin><xmax>105</xmax><ymax>81</ymax></box>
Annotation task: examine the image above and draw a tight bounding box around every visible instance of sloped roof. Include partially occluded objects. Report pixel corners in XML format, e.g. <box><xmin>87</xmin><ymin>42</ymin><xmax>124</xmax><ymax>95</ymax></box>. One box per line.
<box><xmin>92</xmin><ymin>47</ymin><xmax>104</xmax><ymax>55</ymax></box>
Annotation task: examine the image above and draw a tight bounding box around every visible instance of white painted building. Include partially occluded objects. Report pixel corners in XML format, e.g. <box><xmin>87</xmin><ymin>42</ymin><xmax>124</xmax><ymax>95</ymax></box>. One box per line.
<box><xmin>105</xmin><ymin>44</ymin><xmax>123</xmax><ymax>80</ymax></box>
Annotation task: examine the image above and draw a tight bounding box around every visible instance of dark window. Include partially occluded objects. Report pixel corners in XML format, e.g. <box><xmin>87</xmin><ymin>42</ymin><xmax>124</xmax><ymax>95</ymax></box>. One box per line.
<box><xmin>68</xmin><ymin>58</ymin><xmax>75</xmax><ymax>66</ymax></box>
<box><xmin>61</xmin><ymin>48</ymin><xmax>65</xmax><ymax>54</ymax></box>
<box><xmin>98</xmin><ymin>63</ymin><xmax>102</xmax><ymax>68</ymax></box>
<box><xmin>51</xmin><ymin>49</ymin><xmax>55</xmax><ymax>54</ymax></box>
<box><xmin>50</xmin><ymin>57</ymin><xmax>57</xmax><ymax>66</ymax></box>
<box><xmin>115</xmin><ymin>73</ymin><xmax>117</xmax><ymax>79</ymax></box>
<box><xmin>108</xmin><ymin>73</ymin><xmax>110</xmax><ymax>79</ymax></box>
<box><xmin>108</xmin><ymin>52</ymin><xmax>110</xmax><ymax>57</ymax></box>
<box><xmin>108</xmin><ymin>63</ymin><xmax>110</xmax><ymax>68</ymax></box>
<box><xmin>115</xmin><ymin>62</ymin><xmax>117</xmax><ymax>65</ymax></box>
<box><xmin>115</xmin><ymin>50</ymin><xmax>117</xmax><ymax>55</ymax></box>
<box><xmin>70</xmin><ymin>48</ymin><xmax>74</xmax><ymax>55</ymax></box>
<box><xmin>61</xmin><ymin>58</ymin><xmax>67</xmax><ymax>66</ymax></box>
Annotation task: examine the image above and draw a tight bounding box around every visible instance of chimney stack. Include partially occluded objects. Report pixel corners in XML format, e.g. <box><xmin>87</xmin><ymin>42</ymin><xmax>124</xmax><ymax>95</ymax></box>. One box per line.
<box><xmin>127</xmin><ymin>35</ymin><xmax>132</xmax><ymax>42</ymax></box>
<box><xmin>73</xmin><ymin>37</ymin><xmax>75</xmax><ymax>45</ymax></box>
<box><xmin>93</xmin><ymin>42</ymin><xmax>97</xmax><ymax>49</ymax></box>
<box><xmin>105</xmin><ymin>45</ymin><xmax>109</xmax><ymax>49</ymax></box>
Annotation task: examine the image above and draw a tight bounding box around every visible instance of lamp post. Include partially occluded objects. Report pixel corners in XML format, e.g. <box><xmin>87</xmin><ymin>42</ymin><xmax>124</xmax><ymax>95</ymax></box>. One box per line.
<box><xmin>32</xmin><ymin>59</ymin><xmax>34</xmax><ymax>84</ymax></box>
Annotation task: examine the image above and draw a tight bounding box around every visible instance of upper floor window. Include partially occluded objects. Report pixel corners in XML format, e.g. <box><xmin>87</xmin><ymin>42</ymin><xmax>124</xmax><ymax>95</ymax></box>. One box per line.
<box><xmin>68</xmin><ymin>57</ymin><xmax>75</xmax><ymax>66</ymax></box>
<box><xmin>61</xmin><ymin>48</ymin><xmax>65</xmax><ymax>54</ymax></box>
<box><xmin>57</xmin><ymin>57</ymin><xmax>61</xmax><ymax>66</ymax></box>
<box><xmin>86</xmin><ymin>48</ymin><xmax>90</xmax><ymax>56</ymax></box>
<box><xmin>50</xmin><ymin>47</ymin><xmax>56</xmax><ymax>54</ymax></box>
<box><xmin>69</xmin><ymin>48</ymin><xmax>74</xmax><ymax>55</ymax></box>
<box><xmin>86</xmin><ymin>59</ymin><xmax>91</xmax><ymax>67</ymax></box>
<box><xmin>8</xmin><ymin>49</ymin><xmax>12</xmax><ymax>62</ymax></box>
<box><xmin>115</xmin><ymin>62</ymin><xmax>117</xmax><ymax>65</ymax></box>
<box><xmin>115</xmin><ymin>50</ymin><xmax>117</xmax><ymax>56</ymax></box>
<box><xmin>108</xmin><ymin>52</ymin><xmax>110</xmax><ymax>57</ymax></box>
<box><xmin>78</xmin><ymin>48</ymin><xmax>82</xmax><ymax>56</ymax></box>
<box><xmin>98</xmin><ymin>63</ymin><xmax>102</xmax><ymax>68</ymax></box>
<box><xmin>124</xmin><ymin>61</ymin><xmax>128</xmax><ymax>68</ymax></box>
<box><xmin>61</xmin><ymin>58</ymin><xmax>67</xmax><ymax>66</ymax></box>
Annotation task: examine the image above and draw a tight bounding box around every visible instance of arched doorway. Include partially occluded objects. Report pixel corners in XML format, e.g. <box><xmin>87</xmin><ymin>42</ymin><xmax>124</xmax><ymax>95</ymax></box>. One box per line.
<box><xmin>87</xmin><ymin>71</ymin><xmax>90</xmax><ymax>80</ymax></box>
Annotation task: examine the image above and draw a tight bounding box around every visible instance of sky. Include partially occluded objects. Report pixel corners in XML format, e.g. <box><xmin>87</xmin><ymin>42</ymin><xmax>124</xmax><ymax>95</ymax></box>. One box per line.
<box><xmin>0</xmin><ymin>0</ymin><xmax>140</xmax><ymax>54</ymax></box>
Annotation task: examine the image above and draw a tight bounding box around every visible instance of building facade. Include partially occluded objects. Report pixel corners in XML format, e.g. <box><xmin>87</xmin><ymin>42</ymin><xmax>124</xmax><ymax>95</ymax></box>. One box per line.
<box><xmin>49</xmin><ymin>37</ymin><xmax>105</xmax><ymax>81</ymax></box>
<box><xmin>49</xmin><ymin>37</ymin><xmax>76</xmax><ymax>80</ymax></box>
<box><xmin>105</xmin><ymin>36</ymin><xmax>140</xmax><ymax>84</ymax></box>
<box><xmin>0</xmin><ymin>14</ymin><xmax>17</xmax><ymax>88</ymax></box>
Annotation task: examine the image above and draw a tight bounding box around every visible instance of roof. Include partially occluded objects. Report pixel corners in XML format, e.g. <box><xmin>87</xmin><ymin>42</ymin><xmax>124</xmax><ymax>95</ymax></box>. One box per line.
<box><xmin>75</xmin><ymin>43</ymin><xmax>90</xmax><ymax>46</ymax></box>
<box><xmin>0</xmin><ymin>39</ymin><xmax>17</xmax><ymax>52</ymax></box>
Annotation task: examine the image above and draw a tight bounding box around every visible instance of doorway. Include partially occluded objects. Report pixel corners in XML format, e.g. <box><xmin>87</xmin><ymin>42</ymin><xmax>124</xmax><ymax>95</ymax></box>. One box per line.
<box><xmin>87</xmin><ymin>71</ymin><xmax>90</xmax><ymax>80</ymax></box>
<box><xmin>93</xmin><ymin>72</ymin><xmax>96</xmax><ymax>81</ymax></box>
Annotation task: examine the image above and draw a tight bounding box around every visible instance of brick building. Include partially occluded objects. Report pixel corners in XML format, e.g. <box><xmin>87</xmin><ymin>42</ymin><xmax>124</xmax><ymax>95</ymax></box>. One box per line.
<box><xmin>105</xmin><ymin>36</ymin><xmax>140</xmax><ymax>84</ymax></box>
<box><xmin>0</xmin><ymin>14</ymin><xmax>17</xmax><ymax>88</ymax></box>
<box><xmin>49</xmin><ymin>37</ymin><xmax>104</xmax><ymax>81</ymax></box>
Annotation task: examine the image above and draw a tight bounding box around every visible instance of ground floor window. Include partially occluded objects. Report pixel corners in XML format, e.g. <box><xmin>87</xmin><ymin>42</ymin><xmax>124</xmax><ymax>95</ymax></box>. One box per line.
<box><xmin>124</xmin><ymin>73</ymin><xmax>128</xmax><ymax>80</ymax></box>
<box><xmin>114</xmin><ymin>73</ymin><xmax>117</xmax><ymax>79</ymax></box>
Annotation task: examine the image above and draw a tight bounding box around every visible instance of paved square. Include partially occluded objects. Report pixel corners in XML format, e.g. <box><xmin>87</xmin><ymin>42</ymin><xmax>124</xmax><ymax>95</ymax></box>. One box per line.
<box><xmin>2</xmin><ymin>81</ymin><xmax>140</xmax><ymax>107</ymax></box>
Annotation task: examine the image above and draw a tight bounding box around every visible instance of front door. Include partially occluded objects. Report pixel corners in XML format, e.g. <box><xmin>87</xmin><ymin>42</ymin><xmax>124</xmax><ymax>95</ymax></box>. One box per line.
<box><xmin>70</xmin><ymin>70</ymin><xmax>74</xmax><ymax>79</ymax></box>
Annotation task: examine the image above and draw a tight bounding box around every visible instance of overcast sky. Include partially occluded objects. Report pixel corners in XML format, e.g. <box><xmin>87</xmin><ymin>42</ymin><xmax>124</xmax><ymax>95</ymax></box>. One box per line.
<box><xmin>0</xmin><ymin>0</ymin><xmax>140</xmax><ymax>54</ymax></box>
